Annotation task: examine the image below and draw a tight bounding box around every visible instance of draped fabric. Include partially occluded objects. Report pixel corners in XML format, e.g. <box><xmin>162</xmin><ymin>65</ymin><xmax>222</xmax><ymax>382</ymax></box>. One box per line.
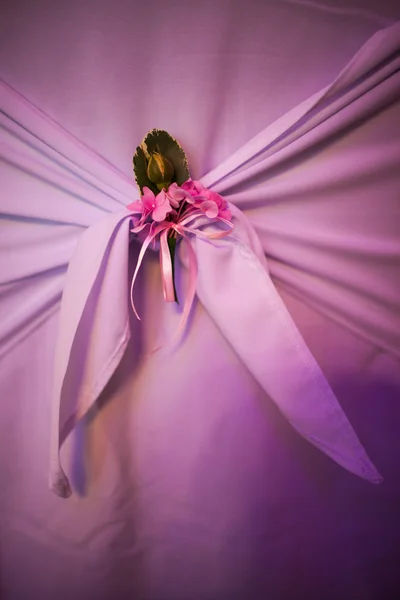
<box><xmin>1</xmin><ymin>3</ymin><xmax>400</xmax><ymax>599</ymax></box>
<box><xmin>48</xmin><ymin>204</ymin><xmax>382</xmax><ymax>499</ymax></box>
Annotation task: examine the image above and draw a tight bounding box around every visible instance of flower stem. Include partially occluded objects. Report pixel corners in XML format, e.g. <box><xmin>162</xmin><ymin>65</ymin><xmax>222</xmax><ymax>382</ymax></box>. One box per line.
<box><xmin>167</xmin><ymin>233</ymin><xmax>178</xmax><ymax>303</ymax></box>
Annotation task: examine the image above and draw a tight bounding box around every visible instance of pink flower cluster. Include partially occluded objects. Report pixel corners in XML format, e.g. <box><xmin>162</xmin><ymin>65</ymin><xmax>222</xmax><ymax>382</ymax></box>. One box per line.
<box><xmin>127</xmin><ymin>179</ymin><xmax>231</xmax><ymax>226</ymax></box>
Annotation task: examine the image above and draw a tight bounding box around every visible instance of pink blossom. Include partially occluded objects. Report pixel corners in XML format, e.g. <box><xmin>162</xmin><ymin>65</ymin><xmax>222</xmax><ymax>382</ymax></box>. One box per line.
<box><xmin>141</xmin><ymin>187</ymin><xmax>158</xmax><ymax>214</ymax></box>
<box><xmin>167</xmin><ymin>182</ymin><xmax>189</xmax><ymax>206</ymax></box>
<box><xmin>152</xmin><ymin>189</ymin><xmax>174</xmax><ymax>222</ymax></box>
<box><xmin>127</xmin><ymin>187</ymin><xmax>156</xmax><ymax>218</ymax></box>
<box><xmin>181</xmin><ymin>179</ymin><xmax>205</xmax><ymax>201</ymax></box>
<box><xmin>128</xmin><ymin>186</ymin><xmax>174</xmax><ymax>223</ymax></box>
<box><xmin>196</xmin><ymin>200</ymin><xmax>216</xmax><ymax>218</ymax></box>
<box><xmin>128</xmin><ymin>180</ymin><xmax>231</xmax><ymax>225</ymax></box>
<box><xmin>126</xmin><ymin>200</ymin><xmax>143</xmax><ymax>214</ymax></box>
<box><xmin>202</xmin><ymin>189</ymin><xmax>231</xmax><ymax>220</ymax></box>
<box><xmin>181</xmin><ymin>184</ymin><xmax>230</xmax><ymax>221</ymax></box>
<box><xmin>180</xmin><ymin>179</ymin><xmax>231</xmax><ymax>219</ymax></box>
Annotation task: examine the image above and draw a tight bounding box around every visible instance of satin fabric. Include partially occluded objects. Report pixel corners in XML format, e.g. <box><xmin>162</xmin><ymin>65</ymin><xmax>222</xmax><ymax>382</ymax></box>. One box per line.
<box><xmin>1</xmin><ymin>5</ymin><xmax>400</xmax><ymax>599</ymax></box>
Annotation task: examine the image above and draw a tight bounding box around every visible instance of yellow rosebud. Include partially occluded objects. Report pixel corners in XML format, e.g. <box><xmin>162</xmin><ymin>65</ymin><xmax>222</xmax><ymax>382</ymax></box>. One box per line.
<box><xmin>147</xmin><ymin>152</ymin><xmax>174</xmax><ymax>191</ymax></box>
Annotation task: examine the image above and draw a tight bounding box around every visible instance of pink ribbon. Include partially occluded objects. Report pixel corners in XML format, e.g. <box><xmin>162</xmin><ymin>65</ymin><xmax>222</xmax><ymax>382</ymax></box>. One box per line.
<box><xmin>129</xmin><ymin>208</ymin><xmax>233</xmax><ymax>346</ymax></box>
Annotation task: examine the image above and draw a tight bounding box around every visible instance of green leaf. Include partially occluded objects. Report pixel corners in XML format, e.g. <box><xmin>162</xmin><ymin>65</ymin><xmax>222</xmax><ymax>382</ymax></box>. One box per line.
<box><xmin>133</xmin><ymin>129</ymin><xmax>190</xmax><ymax>195</ymax></box>
<box><xmin>167</xmin><ymin>234</ymin><xmax>178</xmax><ymax>303</ymax></box>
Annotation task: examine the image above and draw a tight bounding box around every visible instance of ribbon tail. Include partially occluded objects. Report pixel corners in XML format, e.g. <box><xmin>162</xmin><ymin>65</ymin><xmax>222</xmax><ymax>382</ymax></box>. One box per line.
<box><xmin>179</xmin><ymin>214</ymin><xmax>234</xmax><ymax>240</ymax></box>
<box><xmin>130</xmin><ymin>231</ymin><xmax>156</xmax><ymax>320</ymax></box>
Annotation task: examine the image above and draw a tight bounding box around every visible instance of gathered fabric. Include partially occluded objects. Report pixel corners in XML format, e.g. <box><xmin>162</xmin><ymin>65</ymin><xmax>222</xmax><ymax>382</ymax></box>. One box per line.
<box><xmin>2</xmin><ymin>22</ymin><xmax>400</xmax><ymax>498</ymax></box>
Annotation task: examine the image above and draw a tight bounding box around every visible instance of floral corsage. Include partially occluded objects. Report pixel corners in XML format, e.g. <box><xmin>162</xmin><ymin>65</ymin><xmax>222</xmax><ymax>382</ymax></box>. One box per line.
<box><xmin>127</xmin><ymin>129</ymin><xmax>233</xmax><ymax>339</ymax></box>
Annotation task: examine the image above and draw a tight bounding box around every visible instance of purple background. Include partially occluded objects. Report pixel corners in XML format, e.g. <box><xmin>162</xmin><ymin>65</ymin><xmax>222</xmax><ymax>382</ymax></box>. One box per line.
<box><xmin>1</xmin><ymin>2</ymin><xmax>400</xmax><ymax>599</ymax></box>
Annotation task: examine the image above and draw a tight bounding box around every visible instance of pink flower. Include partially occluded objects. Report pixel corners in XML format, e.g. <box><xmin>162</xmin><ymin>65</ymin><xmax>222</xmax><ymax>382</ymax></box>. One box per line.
<box><xmin>180</xmin><ymin>179</ymin><xmax>231</xmax><ymax>220</ymax></box>
<box><xmin>167</xmin><ymin>182</ymin><xmax>189</xmax><ymax>206</ymax></box>
<box><xmin>203</xmin><ymin>189</ymin><xmax>231</xmax><ymax>220</ymax></box>
<box><xmin>152</xmin><ymin>189</ymin><xmax>174</xmax><ymax>222</ymax></box>
<box><xmin>126</xmin><ymin>200</ymin><xmax>143</xmax><ymax>214</ymax></box>
<box><xmin>128</xmin><ymin>180</ymin><xmax>231</xmax><ymax>226</ymax></box>
<box><xmin>181</xmin><ymin>179</ymin><xmax>205</xmax><ymax>202</ymax></box>
<box><xmin>127</xmin><ymin>187</ymin><xmax>156</xmax><ymax>217</ymax></box>
<box><xmin>128</xmin><ymin>186</ymin><xmax>174</xmax><ymax>223</ymax></box>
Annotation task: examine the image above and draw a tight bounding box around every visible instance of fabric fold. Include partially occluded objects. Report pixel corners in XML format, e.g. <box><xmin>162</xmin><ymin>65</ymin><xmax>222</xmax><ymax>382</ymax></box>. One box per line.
<box><xmin>49</xmin><ymin>210</ymin><xmax>132</xmax><ymax>497</ymax></box>
<box><xmin>51</xmin><ymin>207</ymin><xmax>382</xmax><ymax>497</ymax></box>
<box><xmin>201</xmin><ymin>20</ymin><xmax>400</xmax><ymax>359</ymax></box>
<box><xmin>191</xmin><ymin>211</ymin><xmax>382</xmax><ymax>485</ymax></box>
<box><xmin>201</xmin><ymin>21</ymin><xmax>400</xmax><ymax>193</ymax></box>
<box><xmin>2</xmin><ymin>22</ymin><xmax>399</xmax><ymax>362</ymax></box>
<box><xmin>2</xmin><ymin>22</ymin><xmax>397</xmax><ymax>496</ymax></box>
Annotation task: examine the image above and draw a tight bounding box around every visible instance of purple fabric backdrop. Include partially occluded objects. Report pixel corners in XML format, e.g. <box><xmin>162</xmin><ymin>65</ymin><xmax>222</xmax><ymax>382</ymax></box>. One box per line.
<box><xmin>1</xmin><ymin>2</ymin><xmax>400</xmax><ymax>599</ymax></box>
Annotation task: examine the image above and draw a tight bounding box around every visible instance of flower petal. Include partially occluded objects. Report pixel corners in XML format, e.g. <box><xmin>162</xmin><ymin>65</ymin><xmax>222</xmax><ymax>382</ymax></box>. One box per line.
<box><xmin>126</xmin><ymin>200</ymin><xmax>143</xmax><ymax>213</ymax></box>
<box><xmin>142</xmin><ymin>186</ymin><xmax>155</xmax><ymax>197</ymax></box>
<box><xmin>155</xmin><ymin>190</ymin><xmax>166</xmax><ymax>206</ymax></box>
<box><xmin>168</xmin><ymin>183</ymin><xmax>192</xmax><ymax>207</ymax></box>
<box><xmin>141</xmin><ymin>188</ymin><xmax>157</xmax><ymax>212</ymax></box>
<box><xmin>152</xmin><ymin>191</ymin><xmax>173</xmax><ymax>221</ymax></box>
<box><xmin>200</xmin><ymin>200</ymin><xmax>219</xmax><ymax>219</ymax></box>
<box><xmin>153</xmin><ymin>204</ymin><xmax>172</xmax><ymax>222</ymax></box>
